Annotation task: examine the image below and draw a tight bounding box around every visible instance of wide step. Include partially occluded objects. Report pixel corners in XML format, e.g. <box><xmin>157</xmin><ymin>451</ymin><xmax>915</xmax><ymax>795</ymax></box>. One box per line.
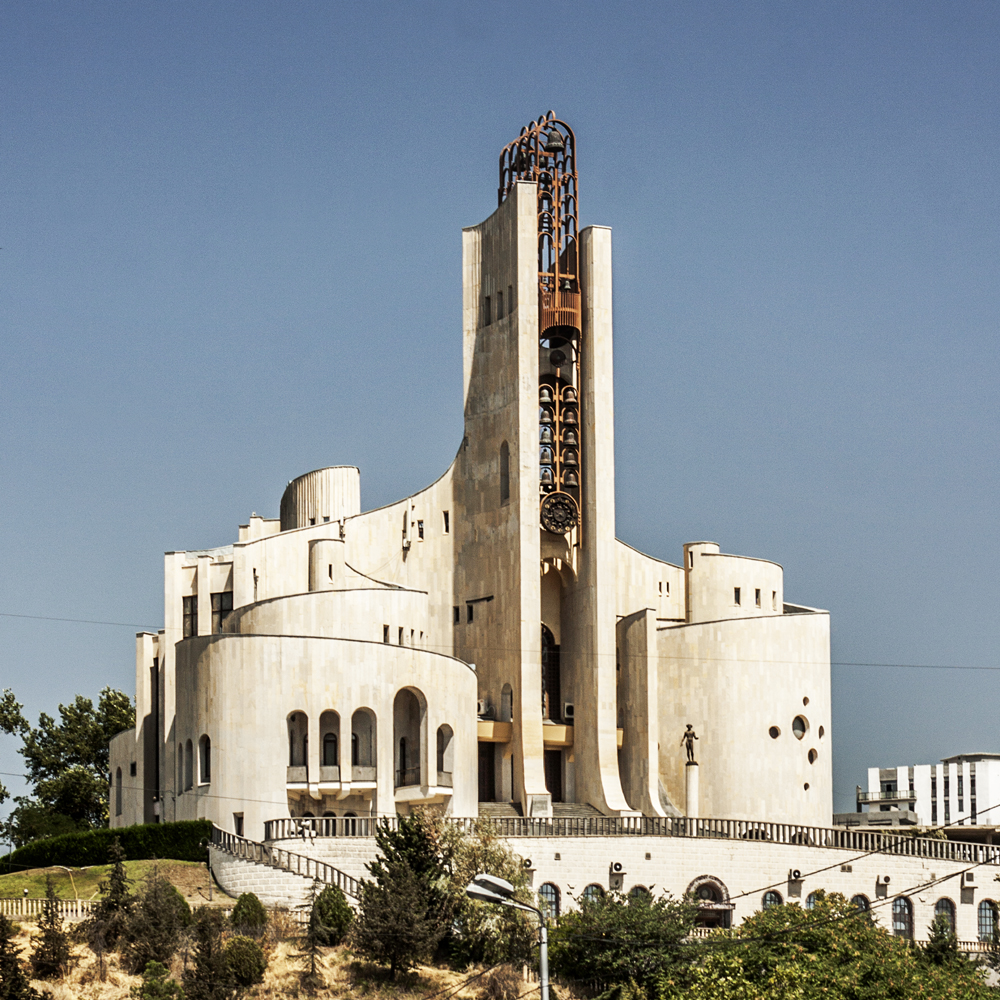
<box><xmin>478</xmin><ymin>801</ymin><xmax>523</xmax><ymax>818</ymax></box>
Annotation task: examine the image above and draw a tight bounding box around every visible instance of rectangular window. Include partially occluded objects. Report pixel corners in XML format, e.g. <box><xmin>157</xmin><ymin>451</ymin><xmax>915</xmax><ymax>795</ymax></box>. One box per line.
<box><xmin>689</xmin><ymin>551</ymin><xmax>694</xmax><ymax>568</ymax></box>
<box><xmin>410</xmin><ymin>629</ymin><xmax>415</xmax><ymax>644</ymax></box>
<box><xmin>945</xmin><ymin>804</ymin><xmax>950</xmax><ymax>822</ymax></box>
<box><xmin>443</xmin><ymin>511</ymin><xmax>450</xmax><ymax>533</ymax></box>
<box><xmin>130</xmin><ymin>761</ymin><xmax>137</xmax><ymax>776</ymax></box>
<box><xmin>233</xmin><ymin>813</ymin><xmax>244</xmax><ymax>837</ymax></box>
<box><xmin>497</xmin><ymin>290</ymin><xmax>504</xmax><ymax>319</ymax></box>
<box><xmin>932</xmin><ymin>803</ymin><xmax>938</xmax><ymax>823</ymax></box>
<box><xmin>417</xmin><ymin>520</ymin><xmax>424</xmax><ymax>540</ymax></box>
<box><xmin>211</xmin><ymin>591</ymin><xmax>233</xmax><ymax>633</ymax></box>
<box><xmin>508</xmin><ymin>285</ymin><xmax>513</xmax><ymax>311</ymax></box>
<box><xmin>755</xmin><ymin>588</ymin><xmax>761</xmax><ymax>607</ymax></box>
<box><xmin>772</xmin><ymin>590</ymin><xmax>777</xmax><ymax>610</ymax></box>
<box><xmin>960</xmin><ymin>799</ymin><xmax>965</xmax><ymax>812</ymax></box>
<box><xmin>665</xmin><ymin>581</ymin><xmax>670</xmax><ymax>596</ymax></box>
<box><xmin>183</xmin><ymin>596</ymin><xmax>197</xmax><ymax>637</ymax></box>
<box><xmin>467</xmin><ymin>604</ymin><xmax>474</xmax><ymax>624</ymax></box>
<box><xmin>453</xmin><ymin>606</ymin><xmax>460</xmax><ymax>624</ymax></box>
<box><xmin>734</xmin><ymin>587</ymin><xmax>741</xmax><ymax>606</ymax></box>
<box><xmin>484</xmin><ymin>295</ymin><xmax>491</xmax><ymax>325</ymax></box>
<box><xmin>323</xmin><ymin>515</ymin><xmax>330</xmax><ymax>522</ymax></box>
<box><xmin>959</xmin><ymin>776</ymin><xmax>964</xmax><ymax>797</ymax></box>
<box><xmin>383</xmin><ymin>625</ymin><xmax>390</xmax><ymax>643</ymax></box>
<box><xmin>398</xmin><ymin>627</ymin><xmax>404</xmax><ymax>645</ymax></box>
<box><xmin>309</xmin><ymin>517</ymin><xmax>315</xmax><ymax>525</ymax></box>
<box><xmin>658</xmin><ymin>581</ymin><xmax>662</xmax><ymax>595</ymax></box>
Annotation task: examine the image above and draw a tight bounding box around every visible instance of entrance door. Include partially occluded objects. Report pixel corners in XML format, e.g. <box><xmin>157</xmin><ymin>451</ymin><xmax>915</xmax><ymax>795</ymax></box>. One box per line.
<box><xmin>544</xmin><ymin>749</ymin><xmax>563</xmax><ymax>802</ymax></box>
<box><xmin>478</xmin><ymin>743</ymin><xmax>496</xmax><ymax>801</ymax></box>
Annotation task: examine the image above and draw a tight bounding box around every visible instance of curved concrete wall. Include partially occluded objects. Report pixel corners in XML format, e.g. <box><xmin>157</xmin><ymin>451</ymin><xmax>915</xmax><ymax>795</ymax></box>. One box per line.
<box><xmin>170</xmin><ymin>633</ymin><xmax>478</xmax><ymax>839</ymax></box>
<box><xmin>657</xmin><ymin>610</ymin><xmax>831</xmax><ymax>825</ymax></box>
<box><xmin>280</xmin><ymin>467</ymin><xmax>361</xmax><ymax>531</ymax></box>
<box><xmin>684</xmin><ymin>542</ymin><xmax>783</xmax><ymax>624</ymax></box>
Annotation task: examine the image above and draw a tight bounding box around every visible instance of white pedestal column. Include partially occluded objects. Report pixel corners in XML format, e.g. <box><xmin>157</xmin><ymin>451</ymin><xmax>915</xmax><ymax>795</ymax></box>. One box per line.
<box><xmin>685</xmin><ymin>761</ymin><xmax>699</xmax><ymax>818</ymax></box>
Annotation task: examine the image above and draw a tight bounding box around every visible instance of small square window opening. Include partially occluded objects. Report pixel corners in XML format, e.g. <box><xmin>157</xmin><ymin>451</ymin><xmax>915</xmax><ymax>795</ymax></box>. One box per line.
<box><xmin>417</xmin><ymin>520</ymin><xmax>424</xmax><ymax>539</ymax></box>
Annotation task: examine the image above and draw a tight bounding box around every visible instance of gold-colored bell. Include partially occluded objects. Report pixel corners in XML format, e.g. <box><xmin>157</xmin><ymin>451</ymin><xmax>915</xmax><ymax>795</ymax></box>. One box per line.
<box><xmin>564</xmin><ymin>450</ymin><xmax>578</xmax><ymax>466</ymax></box>
<box><xmin>563</xmin><ymin>408</ymin><xmax>577</xmax><ymax>425</ymax></box>
<box><xmin>563</xmin><ymin>429</ymin><xmax>577</xmax><ymax>446</ymax></box>
<box><xmin>540</xmin><ymin>447</ymin><xmax>553</xmax><ymax>465</ymax></box>
<box><xmin>539</xmin><ymin>386</ymin><xmax>553</xmax><ymax>403</ymax></box>
<box><xmin>540</xmin><ymin>407</ymin><xmax>553</xmax><ymax>424</ymax></box>
<box><xmin>540</xmin><ymin>426</ymin><xmax>553</xmax><ymax>444</ymax></box>
<box><xmin>563</xmin><ymin>387</ymin><xmax>577</xmax><ymax>402</ymax></box>
<box><xmin>564</xmin><ymin>471</ymin><xmax>579</xmax><ymax>487</ymax></box>
<box><xmin>540</xmin><ymin>467</ymin><xmax>554</xmax><ymax>484</ymax></box>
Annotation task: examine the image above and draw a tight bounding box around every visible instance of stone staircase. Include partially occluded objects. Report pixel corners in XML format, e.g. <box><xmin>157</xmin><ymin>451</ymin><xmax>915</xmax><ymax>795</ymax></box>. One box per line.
<box><xmin>478</xmin><ymin>801</ymin><xmax>605</xmax><ymax>819</ymax></box>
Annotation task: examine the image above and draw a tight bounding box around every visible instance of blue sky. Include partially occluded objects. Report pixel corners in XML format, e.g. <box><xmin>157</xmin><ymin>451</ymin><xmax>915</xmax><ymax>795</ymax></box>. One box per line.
<box><xmin>1</xmin><ymin>1</ymin><xmax>998</xmax><ymax>815</ymax></box>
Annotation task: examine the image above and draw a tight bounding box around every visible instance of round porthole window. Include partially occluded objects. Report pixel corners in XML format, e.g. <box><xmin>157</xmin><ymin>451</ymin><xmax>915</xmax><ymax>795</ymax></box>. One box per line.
<box><xmin>769</xmin><ymin>726</ymin><xmax>780</xmax><ymax>739</ymax></box>
<box><xmin>808</xmin><ymin>749</ymin><xmax>818</xmax><ymax>764</ymax></box>
<box><xmin>792</xmin><ymin>716</ymin><xmax>807</xmax><ymax>740</ymax></box>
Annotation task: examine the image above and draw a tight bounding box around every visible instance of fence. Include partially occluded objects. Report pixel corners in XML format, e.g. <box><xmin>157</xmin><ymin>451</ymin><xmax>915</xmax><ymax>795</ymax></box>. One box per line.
<box><xmin>210</xmin><ymin>825</ymin><xmax>361</xmax><ymax>899</ymax></box>
<box><xmin>0</xmin><ymin>897</ymin><xmax>96</xmax><ymax>922</ymax></box>
<box><xmin>263</xmin><ymin>814</ymin><xmax>1000</xmax><ymax>867</ymax></box>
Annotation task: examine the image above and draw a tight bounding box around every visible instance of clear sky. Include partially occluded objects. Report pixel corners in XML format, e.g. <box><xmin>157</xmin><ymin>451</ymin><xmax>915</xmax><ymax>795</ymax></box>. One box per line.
<box><xmin>1</xmin><ymin>1</ymin><xmax>997</xmax><ymax>816</ymax></box>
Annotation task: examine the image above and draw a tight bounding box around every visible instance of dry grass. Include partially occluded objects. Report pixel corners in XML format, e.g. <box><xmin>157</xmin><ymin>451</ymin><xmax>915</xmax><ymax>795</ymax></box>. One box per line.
<box><xmin>8</xmin><ymin>919</ymin><xmax>534</xmax><ymax>999</ymax></box>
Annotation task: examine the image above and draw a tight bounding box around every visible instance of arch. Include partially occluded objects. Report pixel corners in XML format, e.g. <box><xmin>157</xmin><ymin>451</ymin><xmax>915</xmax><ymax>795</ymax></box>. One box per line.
<box><xmin>628</xmin><ymin>885</ymin><xmax>652</xmax><ymax>901</ymax></box>
<box><xmin>184</xmin><ymin>739</ymin><xmax>194</xmax><ymax>791</ymax></box>
<box><xmin>287</xmin><ymin>711</ymin><xmax>309</xmax><ymax>768</ymax></box>
<box><xmin>762</xmin><ymin>890</ymin><xmax>783</xmax><ymax>909</ymax></box>
<box><xmin>581</xmin><ymin>884</ymin><xmax>604</xmax><ymax>904</ymax></box>
<box><xmin>115</xmin><ymin>767</ymin><xmax>123</xmax><ymax>816</ymax></box>
<box><xmin>851</xmin><ymin>894</ymin><xmax>871</xmax><ymax>913</ymax></box>
<box><xmin>351</xmin><ymin>707</ymin><xmax>377</xmax><ymax>773</ymax></box>
<box><xmin>394</xmin><ymin>687</ymin><xmax>425</xmax><ymax>788</ymax></box>
<box><xmin>892</xmin><ymin>897</ymin><xmax>913</xmax><ymax>939</ymax></box>
<box><xmin>979</xmin><ymin>900</ymin><xmax>997</xmax><ymax>941</ymax></box>
<box><xmin>320</xmin><ymin>710</ymin><xmax>340</xmax><ymax>771</ymax></box>
<box><xmin>436</xmin><ymin>724</ymin><xmax>454</xmax><ymax>780</ymax></box>
<box><xmin>500</xmin><ymin>441</ymin><xmax>510</xmax><ymax>503</ymax></box>
<box><xmin>198</xmin><ymin>734</ymin><xmax>211</xmax><ymax>783</ymax></box>
<box><xmin>541</xmin><ymin>623</ymin><xmax>561</xmax><ymax>721</ymax></box>
<box><xmin>685</xmin><ymin>874</ymin><xmax>734</xmax><ymax>929</ymax></box>
<box><xmin>538</xmin><ymin>883</ymin><xmax>560</xmax><ymax>919</ymax></box>
<box><xmin>934</xmin><ymin>897</ymin><xmax>956</xmax><ymax>931</ymax></box>
<box><xmin>805</xmin><ymin>891</ymin><xmax>819</xmax><ymax>910</ymax></box>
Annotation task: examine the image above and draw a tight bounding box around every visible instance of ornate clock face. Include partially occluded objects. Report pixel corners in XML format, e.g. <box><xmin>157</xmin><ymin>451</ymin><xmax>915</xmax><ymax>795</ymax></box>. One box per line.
<box><xmin>540</xmin><ymin>492</ymin><xmax>579</xmax><ymax>534</ymax></box>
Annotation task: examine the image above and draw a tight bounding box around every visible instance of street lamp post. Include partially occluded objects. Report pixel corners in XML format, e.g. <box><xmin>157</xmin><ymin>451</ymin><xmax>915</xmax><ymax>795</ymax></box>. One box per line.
<box><xmin>466</xmin><ymin>873</ymin><xmax>549</xmax><ymax>1000</ymax></box>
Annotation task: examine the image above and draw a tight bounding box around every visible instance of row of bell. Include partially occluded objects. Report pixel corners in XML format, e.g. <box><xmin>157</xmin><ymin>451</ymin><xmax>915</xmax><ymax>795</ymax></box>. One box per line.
<box><xmin>540</xmin><ymin>426</ymin><xmax>577</xmax><ymax>445</ymax></box>
<box><xmin>540</xmin><ymin>468</ymin><xmax>579</xmax><ymax>487</ymax></box>
<box><xmin>539</xmin><ymin>407</ymin><xmax>577</xmax><ymax>425</ymax></box>
<box><xmin>540</xmin><ymin>448</ymin><xmax>577</xmax><ymax>466</ymax></box>
<box><xmin>539</xmin><ymin>386</ymin><xmax>577</xmax><ymax>403</ymax></box>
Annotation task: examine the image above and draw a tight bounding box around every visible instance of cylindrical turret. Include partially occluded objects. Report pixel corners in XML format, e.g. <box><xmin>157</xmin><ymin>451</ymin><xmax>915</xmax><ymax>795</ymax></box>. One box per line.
<box><xmin>308</xmin><ymin>538</ymin><xmax>346</xmax><ymax>591</ymax></box>
<box><xmin>280</xmin><ymin>467</ymin><xmax>360</xmax><ymax>531</ymax></box>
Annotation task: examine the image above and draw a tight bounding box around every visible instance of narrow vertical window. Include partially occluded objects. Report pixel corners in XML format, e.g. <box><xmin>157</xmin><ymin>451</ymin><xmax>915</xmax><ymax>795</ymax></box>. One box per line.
<box><xmin>665</xmin><ymin>581</ymin><xmax>670</xmax><ymax>596</ymax></box>
<box><xmin>443</xmin><ymin>511</ymin><xmax>450</xmax><ymax>533</ymax></box>
<box><xmin>328</xmin><ymin>564</ymin><xmax>333</xmax><ymax>581</ymax></box>
<box><xmin>508</xmin><ymin>285</ymin><xmax>513</xmax><ymax>312</ymax></box>
<box><xmin>755</xmin><ymin>588</ymin><xmax>761</xmax><ymax>608</ymax></box>
<box><xmin>183</xmin><ymin>596</ymin><xmax>198</xmax><ymax>637</ymax></box>
<box><xmin>658</xmin><ymin>582</ymin><xmax>663</xmax><ymax>595</ymax></box>
<box><xmin>417</xmin><ymin>519</ymin><xmax>424</xmax><ymax>539</ymax></box>
<box><xmin>500</xmin><ymin>441</ymin><xmax>510</xmax><ymax>503</ymax></box>
<box><xmin>484</xmin><ymin>295</ymin><xmax>492</xmax><ymax>325</ymax></box>
<box><xmin>383</xmin><ymin>625</ymin><xmax>390</xmax><ymax>643</ymax></box>
<box><xmin>689</xmin><ymin>551</ymin><xmax>694</xmax><ymax>568</ymax></box>
<box><xmin>772</xmin><ymin>591</ymin><xmax>777</xmax><ymax>610</ymax></box>
<box><xmin>734</xmin><ymin>587</ymin><xmax>741</xmax><ymax>606</ymax></box>
<box><xmin>211</xmin><ymin>591</ymin><xmax>233</xmax><ymax>633</ymax></box>
<box><xmin>453</xmin><ymin>606</ymin><xmax>460</xmax><ymax>624</ymax></box>
<box><xmin>497</xmin><ymin>290</ymin><xmax>504</xmax><ymax>319</ymax></box>
<box><xmin>467</xmin><ymin>604</ymin><xmax>474</xmax><ymax>623</ymax></box>
<box><xmin>398</xmin><ymin>626</ymin><xmax>404</xmax><ymax>645</ymax></box>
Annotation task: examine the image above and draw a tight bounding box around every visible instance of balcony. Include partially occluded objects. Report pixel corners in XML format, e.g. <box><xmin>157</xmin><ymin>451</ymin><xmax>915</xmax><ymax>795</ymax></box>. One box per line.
<box><xmin>857</xmin><ymin>790</ymin><xmax>917</xmax><ymax>804</ymax></box>
<box><xmin>395</xmin><ymin>766</ymin><xmax>421</xmax><ymax>788</ymax></box>
<box><xmin>437</xmin><ymin>770</ymin><xmax>453</xmax><ymax>787</ymax></box>
<box><xmin>351</xmin><ymin>765</ymin><xmax>376</xmax><ymax>782</ymax></box>
<box><xmin>286</xmin><ymin>766</ymin><xmax>308</xmax><ymax>784</ymax></box>
<box><xmin>319</xmin><ymin>766</ymin><xmax>340</xmax><ymax>783</ymax></box>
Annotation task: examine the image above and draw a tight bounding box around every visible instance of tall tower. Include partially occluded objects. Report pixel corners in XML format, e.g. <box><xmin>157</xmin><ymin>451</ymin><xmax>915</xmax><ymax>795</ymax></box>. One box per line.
<box><xmin>456</xmin><ymin>113</ymin><xmax>634</xmax><ymax>817</ymax></box>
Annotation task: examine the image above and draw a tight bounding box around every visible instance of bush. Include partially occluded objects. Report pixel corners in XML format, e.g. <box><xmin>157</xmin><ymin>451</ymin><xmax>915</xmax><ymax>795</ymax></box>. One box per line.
<box><xmin>224</xmin><ymin>936</ymin><xmax>267</xmax><ymax>988</ymax></box>
<box><xmin>130</xmin><ymin>960</ymin><xmax>185</xmax><ymax>1000</ymax></box>
<box><xmin>311</xmin><ymin>885</ymin><xmax>353</xmax><ymax>946</ymax></box>
<box><xmin>183</xmin><ymin>908</ymin><xmax>235</xmax><ymax>1000</ymax></box>
<box><xmin>1</xmin><ymin>820</ymin><xmax>211</xmax><ymax>870</ymax></box>
<box><xmin>123</xmin><ymin>868</ymin><xmax>193</xmax><ymax>973</ymax></box>
<box><xmin>29</xmin><ymin>875</ymin><xmax>70</xmax><ymax>979</ymax></box>
<box><xmin>229</xmin><ymin>892</ymin><xmax>267</xmax><ymax>938</ymax></box>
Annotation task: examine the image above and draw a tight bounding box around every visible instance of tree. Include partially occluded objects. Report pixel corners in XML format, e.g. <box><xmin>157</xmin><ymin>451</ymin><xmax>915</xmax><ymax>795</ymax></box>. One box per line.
<box><xmin>0</xmin><ymin>912</ymin><xmax>47</xmax><ymax>1000</ymax></box>
<box><xmin>351</xmin><ymin>812</ymin><xmax>453</xmax><ymax>978</ymax></box>
<box><xmin>0</xmin><ymin>686</ymin><xmax>134</xmax><ymax>842</ymax></box>
<box><xmin>921</xmin><ymin>912</ymin><xmax>963</xmax><ymax>968</ymax></box>
<box><xmin>130</xmin><ymin>961</ymin><xmax>186</xmax><ymax>1000</ymax></box>
<box><xmin>85</xmin><ymin>837</ymin><xmax>134</xmax><ymax>951</ymax></box>
<box><xmin>123</xmin><ymin>866</ymin><xmax>193</xmax><ymax>973</ymax></box>
<box><xmin>310</xmin><ymin>882</ymin><xmax>353</xmax><ymax>947</ymax></box>
<box><xmin>223</xmin><ymin>936</ymin><xmax>266</xmax><ymax>989</ymax></box>
<box><xmin>29</xmin><ymin>876</ymin><xmax>69</xmax><ymax>980</ymax></box>
<box><xmin>183</xmin><ymin>908</ymin><xmax>237</xmax><ymax>1000</ymax></box>
<box><xmin>548</xmin><ymin>888</ymin><xmax>697</xmax><ymax>996</ymax></box>
<box><xmin>229</xmin><ymin>893</ymin><xmax>267</xmax><ymax>939</ymax></box>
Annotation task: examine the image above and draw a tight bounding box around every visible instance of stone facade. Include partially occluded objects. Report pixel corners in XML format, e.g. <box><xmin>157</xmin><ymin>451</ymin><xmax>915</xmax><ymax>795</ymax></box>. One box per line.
<box><xmin>109</xmin><ymin>115</ymin><xmax>833</xmax><ymax>857</ymax></box>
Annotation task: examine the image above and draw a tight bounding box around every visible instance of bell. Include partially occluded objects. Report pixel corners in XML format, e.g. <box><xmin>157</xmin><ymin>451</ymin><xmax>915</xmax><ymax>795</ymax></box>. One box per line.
<box><xmin>539</xmin><ymin>407</ymin><xmax>553</xmax><ymax>424</ymax></box>
<box><xmin>543</xmin><ymin>128</ymin><xmax>565</xmax><ymax>153</ymax></box>
<box><xmin>550</xmin><ymin>349</ymin><xmax>567</xmax><ymax>368</ymax></box>
<box><xmin>563</xmin><ymin>387</ymin><xmax>577</xmax><ymax>402</ymax></box>
<box><xmin>564</xmin><ymin>450</ymin><xmax>578</xmax><ymax>466</ymax></box>
<box><xmin>560</xmin><ymin>278</ymin><xmax>573</xmax><ymax>291</ymax></box>
<box><xmin>539</xmin><ymin>386</ymin><xmax>553</xmax><ymax>403</ymax></box>
<box><xmin>564</xmin><ymin>471</ymin><xmax>578</xmax><ymax>487</ymax></box>
<box><xmin>540</xmin><ymin>447</ymin><xmax>553</xmax><ymax>465</ymax></box>
<box><xmin>540</xmin><ymin>467</ymin><xmax>554</xmax><ymax>484</ymax></box>
<box><xmin>563</xmin><ymin>408</ymin><xmax>577</xmax><ymax>425</ymax></box>
<box><xmin>563</xmin><ymin>429</ymin><xmax>577</xmax><ymax>446</ymax></box>
<box><xmin>540</xmin><ymin>426</ymin><xmax>553</xmax><ymax>444</ymax></box>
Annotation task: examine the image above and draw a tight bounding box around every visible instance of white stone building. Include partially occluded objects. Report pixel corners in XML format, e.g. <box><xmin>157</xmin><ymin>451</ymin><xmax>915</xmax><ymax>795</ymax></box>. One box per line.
<box><xmin>104</xmin><ymin>115</ymin><xmax>1000</xmax><ymax>944</ymax></box>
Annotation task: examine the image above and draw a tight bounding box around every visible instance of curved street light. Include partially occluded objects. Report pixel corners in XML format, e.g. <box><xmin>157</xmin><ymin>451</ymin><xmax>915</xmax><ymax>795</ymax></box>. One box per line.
<box><xmin>466</xmin><ymin>873</ymin><xmax>549</xmax><ymax>1000</ymax></box>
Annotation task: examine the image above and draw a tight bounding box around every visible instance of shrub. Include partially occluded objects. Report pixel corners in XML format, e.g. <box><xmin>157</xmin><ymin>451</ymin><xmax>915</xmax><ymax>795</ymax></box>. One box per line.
<box><xmin>130</xmin><ymin>960</ymin><xmax>185</xmax><ymax>1000</ymax></box>
<box><xmin>1</xmin><ymin>820</ymin><xmax>211</xmax><ymax>870</ymax></box>
<box><xmin>477</xmin><ymin>964</ymin><xmax>522</xmax><ymax>1000</ymax></box>
<box><xmin>183</xmin><ymin>908</ymin><xmax>235</xmax><ymax>1000</ymax></box>
<box><xmin>123</xmin><ymin>867</ymin><xmax>193</xmax><ymax>973</ymax></box>
<box><xmin>224</xmin><ymin>936</ymin><xmax>267</xmax><ymax>988</ymax></box>
<box><xmin>229</xmin><ymin>892</ymin><xmax>267</xmax><ymax>938</ymax></box>
<box><xmin>29</xmin><ymin>875</ymin><xmax>70</xmax><ymax>979</ymax></box>
<box><xmin>0</xmin><ymin>911</ymin><xmax>47</xmax><ymax>1000</ymax></box>
<box><xmin>311</xmin><ymin>884</ymin><xmax>353</xmax><ymax>946</ymax></box>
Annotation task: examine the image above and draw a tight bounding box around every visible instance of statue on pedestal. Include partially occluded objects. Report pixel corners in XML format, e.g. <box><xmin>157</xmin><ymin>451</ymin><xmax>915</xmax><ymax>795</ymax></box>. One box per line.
<box><xmin>680</xmin><ymin>723</ymin><xmax>699</xmax><ymax>763</ymax></box>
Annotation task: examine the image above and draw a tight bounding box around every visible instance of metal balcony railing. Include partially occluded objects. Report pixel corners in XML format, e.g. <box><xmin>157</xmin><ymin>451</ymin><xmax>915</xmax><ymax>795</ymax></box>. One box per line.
<box><xmin>395</xmin><ymin>766</ymin><xmax>421</xmax><ymax>788</ymax></box>
<box><xmin>857</xmin><ymin>790</ymin><xmax>917</xmax><ymax>803</ymax></box>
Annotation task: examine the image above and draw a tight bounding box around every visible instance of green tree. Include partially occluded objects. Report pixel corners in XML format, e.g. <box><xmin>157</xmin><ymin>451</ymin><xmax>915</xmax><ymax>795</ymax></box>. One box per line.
<box><xmin>130</xmin><ymin>961</ymin><xmax>186</xmax><ymax>1000</ymax></box>
<box><xmin>223</xmin><ymin>936</ymin><xmax>266</xmax><ymax>989</ymax></box>
<box><xmin>921</xmin><ymin>912</ymin><xmax>962</xmax><ymax>968</ymax></box>
<box><xmin>0</xmin><ymin>687</ymin><xmax>134</xmax><ymax>841</ymax></box>
<box><xmin>182</xmin><ymin>908</ymin><xmax>237</xmax><ymax>1000</ymax></box>
<box><xmin>85</xmin><ymin>837</ymin><xmax>134</xmax><ymax>951</ymax></box>
<box><xmin>123</xmin><ymin>866</ymin><xmax>193</xmax><ymax>973</ymax></box>
<box><xmin>548</xmin><ymin>888</ymin><xmax>697</xmax><ymax>996</ymax></box>
<box><xmin>228</xmin><ymin>892</ymin><xmax>267</xmax><ymax>938</ymax></box>
<box><xmin>29</xmin><ymin>876</ymin><xmax>70</xmax><ymax>980</ymax></box>
<box><xmin>0</xmin><ymin>912</ymin><xmax>47</xmax><ymax>1000</ymax></box>
<box><xmin>310</xmin><ymin>882</ymin><xmax>353</xmax><ymax>947</ymax></box>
